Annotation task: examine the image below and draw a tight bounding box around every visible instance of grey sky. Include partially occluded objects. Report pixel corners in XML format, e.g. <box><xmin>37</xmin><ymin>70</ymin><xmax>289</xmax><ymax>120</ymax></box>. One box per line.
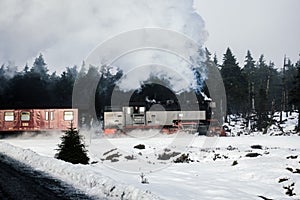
<box><xmin>0</xmin><ymin>0</ymin><xmax>299</xmax><ymax>73</ymax></box>
<box><xmin>0</xmin><ymin>0</ymin><xmax>206</xmax><ymax>73</ymax></box>
<box><xmin>195</xmin><ymin>0</ymin><xmax>300</xmax><ymax>68</ymax></box>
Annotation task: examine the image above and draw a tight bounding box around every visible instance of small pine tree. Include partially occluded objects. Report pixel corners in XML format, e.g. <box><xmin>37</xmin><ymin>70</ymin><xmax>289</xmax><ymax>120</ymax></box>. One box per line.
<box><xmin>55</xmin><ymin>124</ymin><xmax>89</xmax><ymax>164</ymax></box>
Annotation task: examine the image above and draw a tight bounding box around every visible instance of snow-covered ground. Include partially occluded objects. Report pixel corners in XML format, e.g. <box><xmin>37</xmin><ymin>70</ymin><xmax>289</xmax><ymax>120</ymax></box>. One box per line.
<box><xmin>224</xmin><ymin>111</ymin><xmax>299</xmax><ymax>136</ymax></box>
<box><xmin>0</xmin><ymin>112</ymin><xmax>299</xmax><ymax>199</ymax></box>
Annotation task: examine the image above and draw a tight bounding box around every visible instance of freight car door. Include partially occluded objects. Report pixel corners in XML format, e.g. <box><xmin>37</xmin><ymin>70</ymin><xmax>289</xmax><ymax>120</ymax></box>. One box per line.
<box><xmin>45</xmin><ymin>110</ymin><xmax>55</xmax><ymax>129</ymax></box>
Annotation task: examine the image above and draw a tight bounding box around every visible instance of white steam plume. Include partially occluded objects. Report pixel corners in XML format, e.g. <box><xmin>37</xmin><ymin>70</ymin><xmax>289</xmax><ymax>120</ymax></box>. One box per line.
<box><xmin>0</xmin><ymin>0</ymin><xmax>208</xmax><ymax>92</ymax></box>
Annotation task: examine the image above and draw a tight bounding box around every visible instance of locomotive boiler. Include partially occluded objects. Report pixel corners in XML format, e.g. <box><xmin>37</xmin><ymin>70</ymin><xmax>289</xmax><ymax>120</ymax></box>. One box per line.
<box><xmin>103</xmin><ymin>105</ymin><xmax>224</xmax><ymax>135</ymax></box>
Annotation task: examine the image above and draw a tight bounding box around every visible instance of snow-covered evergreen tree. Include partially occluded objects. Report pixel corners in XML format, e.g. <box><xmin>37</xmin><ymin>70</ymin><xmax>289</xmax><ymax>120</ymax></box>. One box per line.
<box><xmin>55</xmin><ymin>124</ymin><xmax>89</xmax><ymax>164</ymax></box>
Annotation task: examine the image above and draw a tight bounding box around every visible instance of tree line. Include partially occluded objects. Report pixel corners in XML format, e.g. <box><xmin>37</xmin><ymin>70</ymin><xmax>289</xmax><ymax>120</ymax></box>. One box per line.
<box><xmin>0</xmin><ymin>54</ymin><xmax>123</xmax><ymax>124</ymax></box>
<box><xmin>0</xmin><ymin>49</ymin><xmax>300</xmax><ymax>132</ymax></box>
<box><xmin>212</xmin><ymin>48</ymin><xmax>300</xmax><ymax>132</ymax></box>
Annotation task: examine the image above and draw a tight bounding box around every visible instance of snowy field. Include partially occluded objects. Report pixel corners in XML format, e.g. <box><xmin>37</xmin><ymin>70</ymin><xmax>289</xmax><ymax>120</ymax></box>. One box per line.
<box><xmin>0</xmin><ymin>112</ymin><xmax>299</xmax><ymax>199</ymax></box>
<box><xmin>1</xmin><ymin>129</ymin><xmax>300</xmax><ymax>200</ymax></box>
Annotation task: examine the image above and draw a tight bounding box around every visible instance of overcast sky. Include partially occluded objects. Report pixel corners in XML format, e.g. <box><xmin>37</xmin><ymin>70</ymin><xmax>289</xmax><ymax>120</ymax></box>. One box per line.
<box><xmin>0</xmin><ymin>0</ymin><xmax>299</xmax><ymax>73</ymax></box>
<box><xmin>195</xmin><ymin>0</ymin><xmax>300</xmax><ymax>68</ymax></box>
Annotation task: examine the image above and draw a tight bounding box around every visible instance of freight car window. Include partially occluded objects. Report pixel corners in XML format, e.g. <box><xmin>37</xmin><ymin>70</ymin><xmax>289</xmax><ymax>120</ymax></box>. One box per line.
<box><xmin>64</xmin><ymin>111</ymin><xmax>74</xmax><ymax>121</ymax></box>
<box><xmin>21</xmin><ymin>112</ymin><xmax>30</xmax><ymax>121</ymax></box>
<box><xmin>45</xmin><ymin>111</ymin><xmax>54</xmax><ymax>121</ymax></box>
<box><xmin>4</xmin><ymin>112</ymin><xmax>14</xmax><ymax>121</ymax></box>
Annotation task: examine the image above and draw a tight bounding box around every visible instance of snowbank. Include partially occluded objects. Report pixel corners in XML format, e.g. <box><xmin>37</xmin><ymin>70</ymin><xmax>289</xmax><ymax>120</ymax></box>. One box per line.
<box><xmin>1</xmin><ymin>134</ymin><xmax>300</xmax><ymax>199</ymax></box>
<box><xmin>0</xmin><ymin>142</ymin><xmax>162</xmax><ymax>200</ymax></box>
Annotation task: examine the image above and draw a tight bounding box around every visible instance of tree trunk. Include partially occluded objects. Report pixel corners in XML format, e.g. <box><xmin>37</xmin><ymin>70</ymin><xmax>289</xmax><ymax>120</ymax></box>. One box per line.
<box><xmin>297</xmin><ymin>109</ymin><xmax>300</xmax><ymax>133</ymax></box>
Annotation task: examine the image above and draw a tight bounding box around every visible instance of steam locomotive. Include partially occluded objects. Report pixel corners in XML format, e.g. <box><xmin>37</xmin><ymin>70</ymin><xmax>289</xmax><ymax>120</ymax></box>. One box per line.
<box><xmin>98</xmin><ymin>82</ymin><xmax>225</xmax><ymax>136</ymax></box>
<box><xmin>0</xmin><ymin>108</ymin><xmax>78</xmax><ymax>132</ymax></box>
<box><xmin>103</xmin><ymin>104</ymin><xmax>225</xmax><ymax>136</ymax></box>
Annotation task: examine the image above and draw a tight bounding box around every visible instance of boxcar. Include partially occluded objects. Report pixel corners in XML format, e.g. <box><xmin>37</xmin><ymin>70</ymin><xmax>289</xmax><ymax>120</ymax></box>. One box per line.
<box><xmin>0</xmin><ymin>108</ymin><xmax>78</xmax><ymax>132</ymax></box>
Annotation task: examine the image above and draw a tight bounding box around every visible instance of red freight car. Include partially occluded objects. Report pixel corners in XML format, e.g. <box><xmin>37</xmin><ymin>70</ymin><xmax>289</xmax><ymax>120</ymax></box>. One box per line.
<box><xmin>0</xmin><ymin>109</ymin><xmax>78</xmax><ymax>132</ymax></box>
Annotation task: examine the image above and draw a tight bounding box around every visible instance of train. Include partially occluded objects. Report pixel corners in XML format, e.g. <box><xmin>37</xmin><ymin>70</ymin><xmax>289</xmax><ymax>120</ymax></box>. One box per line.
<box><xmin>103</xmin><ymin>105</ymin><xmax>225</xmax><ymax>136</ymax></box>
<box><xmin>0</xmin><ymin>108</ymin><xmax>78</xmax><ymax>132</ymax></box>
<box><xmin>0</xmin><ymin>106</ymin><xmax>224</xmax><ymax>136</ymax></box>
